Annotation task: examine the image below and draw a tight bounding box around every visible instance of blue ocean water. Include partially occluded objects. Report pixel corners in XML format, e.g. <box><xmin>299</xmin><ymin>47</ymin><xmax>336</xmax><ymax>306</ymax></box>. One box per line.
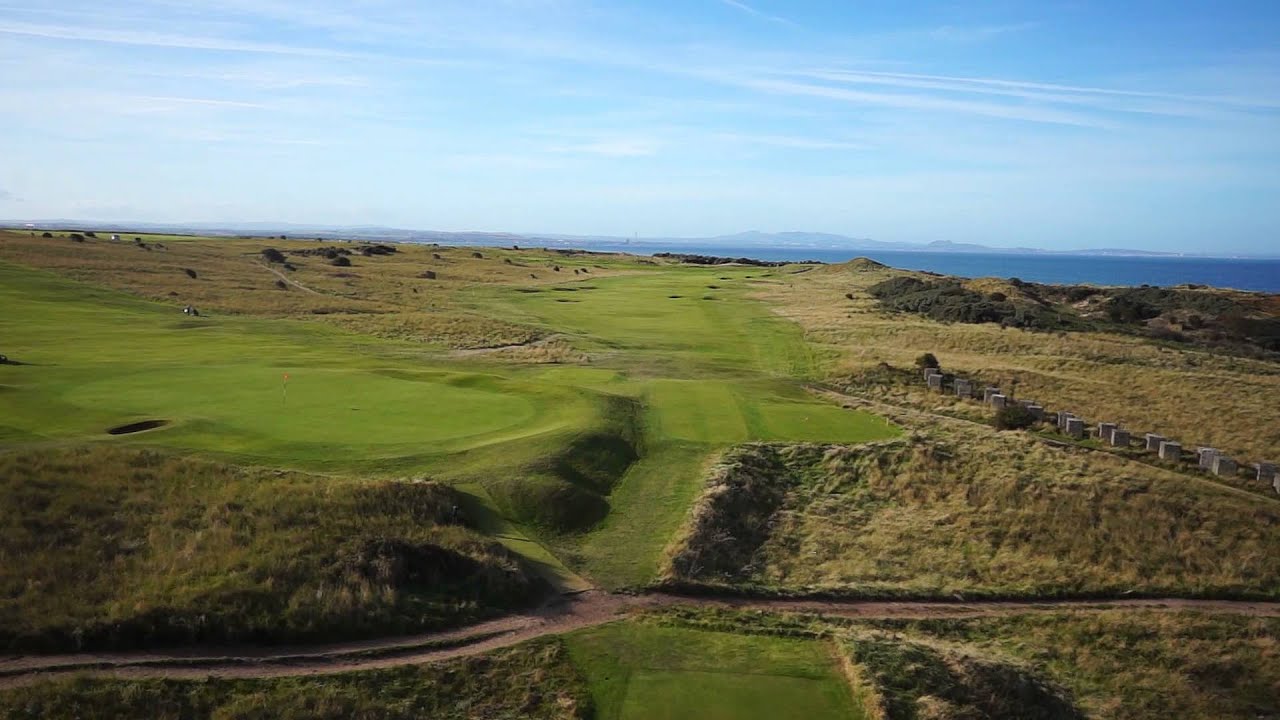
<box><xmin>570</xmin><ymin>243</ymin><xmax>1280</xmax><ymax>293</ymax></box>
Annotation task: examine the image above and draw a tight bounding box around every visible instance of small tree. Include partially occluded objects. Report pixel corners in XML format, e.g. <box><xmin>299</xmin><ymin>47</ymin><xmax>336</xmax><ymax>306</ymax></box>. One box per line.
<box><xmin>41</xmin><ymin>231</ymin><xmax>52</xmax><ymax>238</ymax></box>
<box><xmin>331</xmin><ymin>256</ymin><xmax>352</xmax><ymax>267</ymax></box>
<box><xmin>994</xmin><ymin>405</ymin><xmax>1037</xmax><ymax>431</ymax></box>
<box><xmin>914</xmin><ymin>352</ymin><xmax>940</xmax><ymax>370</ymax></box>
<box><xmin>261</xmin><ymin>248</ymin><xmax>287</xmax><ymax>263</ymax></box>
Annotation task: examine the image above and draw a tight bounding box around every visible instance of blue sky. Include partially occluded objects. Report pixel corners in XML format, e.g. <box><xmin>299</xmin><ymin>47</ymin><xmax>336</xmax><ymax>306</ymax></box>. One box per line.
<box><xmin>1</xmin><ymin>1</ymin><xmax>1277</xmax><ymax>252</ymax></box>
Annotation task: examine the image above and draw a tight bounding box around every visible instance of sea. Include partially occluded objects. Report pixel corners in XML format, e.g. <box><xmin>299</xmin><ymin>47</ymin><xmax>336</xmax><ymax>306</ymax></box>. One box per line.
<box><xmin>551</xmin><ymin>243</ymin><xmax>1280</xmax><ymax>293</ymax></box>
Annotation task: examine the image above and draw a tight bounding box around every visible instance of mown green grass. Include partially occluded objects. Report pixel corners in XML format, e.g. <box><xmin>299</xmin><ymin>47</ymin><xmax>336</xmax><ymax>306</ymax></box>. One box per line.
<box><xmin>0</xmin><ymin>261</ymin><xmax>596</xmax><ymax>472</ymax></box>
<box><xmin>564</xmin><ymin>622</ymin><xmax>862</xmax><ymax>720</ymax></box>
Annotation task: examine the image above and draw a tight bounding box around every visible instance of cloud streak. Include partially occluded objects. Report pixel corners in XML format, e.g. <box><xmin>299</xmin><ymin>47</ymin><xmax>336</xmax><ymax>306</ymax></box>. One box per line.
<box><xmin>717</xmin><ymin>0</ymin><xmax>796</xmax><ymax>27</ymax></box>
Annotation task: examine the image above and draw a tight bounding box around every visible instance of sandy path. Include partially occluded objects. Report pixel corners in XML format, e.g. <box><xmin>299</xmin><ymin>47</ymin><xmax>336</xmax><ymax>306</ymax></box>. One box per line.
<box><xmin>3</xmin><ymin>592</ymin><xmax>1277</xmax><ymax>688</ymax></box>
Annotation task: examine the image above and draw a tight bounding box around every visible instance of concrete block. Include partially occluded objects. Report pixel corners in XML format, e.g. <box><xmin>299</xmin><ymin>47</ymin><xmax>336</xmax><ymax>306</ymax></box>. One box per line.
<box><xmin>1197</xmin><ymin>447</ymin><xmax>1219</xmax><ymax>470</ymax></box>
<box><xmin>991</xmin><ymin>393</ymin><xmax>1007</xmax><ymax>410</ymax></box>
<box><xmin>1026</xmin><ymin>404</ymin><xmax>1045</xmax><ymax>420</ymax></box>
<box><xmin>927</xmin><ymin>373</ymin><xmax>943</xmax><ymax>391</ymax></box>
<box><xmin>1065</xmin><ymin>418</ymin><xmax>1084</xmax><ymax>439</ymax></box>
<box><xmin>1255</xmin><ymin>462</ymin><xmax>1276</xmax><ymax>484</ymax></box>
<box><xmin>1211</xmin><ymin>455</ymin><xmax>1237</xmax><ymax>477</ymax></box>
<box><xmin>983</xmin><ymin>387</ymin><xmax>1000</xmax><ymax>403</ymax></box>
<box><xmin>1097</xmin><ymin>422</ymin><xmax>1116</xmax><ymax>443</ymax></box>
<box><xmin>1158</xmin><ymin>441</ymin><xmax>1181</xmax><ymax>461</ymax></box>
<box><xmin>1110</xmin><ymin>429</ymin><xmax>1130</xmax><ymax>447</ymax></box>
<box><xmin>923</xmin><ymin>367</ymin><xmax>941</xmax><ymax>381</ymax></box>
<box><xmin>1056</xmin><ymin>411</ymin><xmax>1075</xmax><ymax>429</ymax></box>
<box><xmin>954</xmin><ymin>379</ymin><xmax>973</xmax><ymax>398</ymax></box>
<box><xmin>1145</xmin><ymin>433</ymin><xmax>1166</xmax><ymax>452</ymax></box>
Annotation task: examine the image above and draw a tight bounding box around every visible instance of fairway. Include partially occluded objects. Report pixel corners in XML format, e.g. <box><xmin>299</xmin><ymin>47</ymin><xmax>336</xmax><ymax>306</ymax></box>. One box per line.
<box><xmin>565</xmin><ymin>622</ymin><xmax>864</xmax><ymax>720</ymax></box>
<box><xmin>0</xmin><ymin>240</ymin><xmax>901</xmax><ymax>597</ymax></box>
<box><xmin>69</xmin><ymin>366</ymin><xmax>537</xmax><ymax>445</ymax></box>
<box><xmin>0</xmin><ymin>262</ymin><xmax>596</xmax><ymax>469</ymax></box>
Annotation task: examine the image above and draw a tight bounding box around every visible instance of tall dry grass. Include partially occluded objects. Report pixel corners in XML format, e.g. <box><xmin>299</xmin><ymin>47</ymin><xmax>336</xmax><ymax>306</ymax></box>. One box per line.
<box><xmin>758</xmin><ymin>263</ymin><xmax>1280</xmax><ymax>460</ymax></box>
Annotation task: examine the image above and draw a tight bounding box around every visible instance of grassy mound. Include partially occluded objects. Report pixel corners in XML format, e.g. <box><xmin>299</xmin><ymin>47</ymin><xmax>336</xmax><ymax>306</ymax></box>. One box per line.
<box><xmin>664</xmin><ymin>434</ymin><xmax>1280</xmax><ymax>598</ymax></box>
<box><xmin>0</xmin><ymin>640</ymin><xmax>589</xmax><ymax>720</ymax></box>
<box><xmin>487</xmin><ymin>396</ymin><xmax>642</xmax><ymax>534</ymax></box>
<box><xmin>863</xmin><ymin>612</ymin><xmax>1280</xmax><ymax>720</ymax></box>
<box><xmin>846</xmin><ymin>634</ymin><xmax>1083</xmax><ymax>720</ymax></box>
<box><xmin>0</xmin><ymin>447</ymin><xmax>545</xmax><ymax>652</ymax></box>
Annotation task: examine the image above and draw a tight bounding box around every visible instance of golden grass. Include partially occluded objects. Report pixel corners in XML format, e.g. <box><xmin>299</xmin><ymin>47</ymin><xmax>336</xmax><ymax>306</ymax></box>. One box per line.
<box><xmin>0</xmin><ymin>445</ymin><xmax>542</xmax><ymax>651</ymax></box>
<box><xmin>757</xmin><ymin>262</ymin><xmax>1280</xmax><ymax>461</ymax></box>
<box><xmin>0</xmin><ymin>231</ymin><xmax>643</xmax><ymax>353</ymax></box>
<box><xmin>663</xmin><ymin>405</ymin><xmax>1280</xmax><ymax>597</ymax></box>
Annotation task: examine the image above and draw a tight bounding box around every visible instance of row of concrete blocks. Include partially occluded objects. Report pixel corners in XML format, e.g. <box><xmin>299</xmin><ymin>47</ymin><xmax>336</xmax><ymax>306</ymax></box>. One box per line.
<box><xmin>922</xmin><ymin>368</ymin><xmax>1279</xmax><ymax>491</ymax></box>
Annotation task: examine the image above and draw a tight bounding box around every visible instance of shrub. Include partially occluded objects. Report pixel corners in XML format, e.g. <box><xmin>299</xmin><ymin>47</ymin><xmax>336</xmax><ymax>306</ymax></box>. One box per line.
<box><xmin>261</xmin><ymin>248</ymin><xmax>286</xmax><ymax>263</ymax></box>
<box><xmin>994</xmin><ymin>404</ymin><xmax>1038</xmax><ymax>431</ymax></box>
<box><xmin>40</xmin><ymin>232</ymin><xmax>52</xmax><ymax>238</ymax></box>
<box><xmin>420</xmin><ymin>270</ymin><xmax>437</xmax><ymax>280</ymax></box>
<box><xmin>68</xmin><ymin>233</ymin><xmax>85</xmax><ymax>242</ymax></box>
<box><xmin>84</xmin><ymin>231</ymin><xmax>96</xmax><ymax>238</ymax></box>
<box><xmin>989</xmin><ymin>291</ymin><xmax>1007</xmax><ymax>302</ymax></box>
<box><xmin>432</xmin><ymin>253</ymin><xmax>442</xmax><ymax>260</ymax></box>
<box><xmin>471</xmin><ymin>252</ymin><xmax>484</xmax><ymax>259</ymax></box>
<box><xmin>274</xmin><ymin>279</ymin><xmax>288</xmax><ymax>290</ymax></box>
<box><xmin>914</xmin><ymin>352</ymin><xmax>940</xmax><ymax>370</ymax></box>
<box><xmin>331</xmin><ymin>256</ymin><xmax>352</xmax><ymax>267</ymax></box>
<box><xmin>183</xmin><ymin>268</ymin><xmax>197</xmax><ymax>279</ymax></box>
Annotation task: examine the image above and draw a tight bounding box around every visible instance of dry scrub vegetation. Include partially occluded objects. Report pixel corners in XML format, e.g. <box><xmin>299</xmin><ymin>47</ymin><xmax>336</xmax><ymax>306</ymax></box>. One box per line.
<box><xmin>0</xmin><ymin>639</ymin><xmax>589</xmax><ymax>720</ymax></box>
<box><xmin>0</xmin><ymin>446</ymin><xmax>543</xmax><ymax>652</ymax></box>
<box><xmin>758</xmin><ymin>262</ymin><xmax>1280</xmax><ymax>461</ymax></box>
<box><xmin>663</xmin><ymin>431</ymin><xmax>1280</xmax><ymax>598</ymax></box>
<box><xmin>0</xmin><ymin>231</ymin><xmax>639</xmax><ymax>353</ymax></box>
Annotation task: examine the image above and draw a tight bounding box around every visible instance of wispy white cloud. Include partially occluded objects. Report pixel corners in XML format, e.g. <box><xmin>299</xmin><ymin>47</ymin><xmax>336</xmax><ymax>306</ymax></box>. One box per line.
<box><xmin>547</xmin><ymin>138</ymin><xmax>662</xmax><ymax>157</ymax></box>
<box><xmin>0</xmin><ymin>19</ymin><xmax>357</xmax><ymax>57</ymax></box>
<box><xmin>709</xmin><ymin>132</ymin><xmax>869</xmax><ymax>151</ymax></box>
<box><xmin>716</xmin><ymin>0</ymin><xmax>796</xmax><ymax>27</ymax></box>
<box><xmin>795</xmin><ymin>68</ymin><xmax>1280</xmax><ymax>112</ymax></box>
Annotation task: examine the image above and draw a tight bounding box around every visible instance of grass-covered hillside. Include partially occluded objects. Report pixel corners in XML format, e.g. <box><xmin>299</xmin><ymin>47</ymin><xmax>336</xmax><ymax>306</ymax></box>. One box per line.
<box><xmin>0</xmin><ymin>446</ymin><xmax>542</xmax><ymax>652</ymax></box>
<box><xmin>664</xmin><ymin>434</ymin><xmax>1280</xmax><ymax>598</ymax></box>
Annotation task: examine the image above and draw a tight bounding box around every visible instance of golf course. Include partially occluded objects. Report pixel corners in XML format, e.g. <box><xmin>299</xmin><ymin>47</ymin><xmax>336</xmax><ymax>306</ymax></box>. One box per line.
<box><xmin>2</xmin><ymin>230</ymin><xmax>1277</xmax><ymax>720</ymax></box>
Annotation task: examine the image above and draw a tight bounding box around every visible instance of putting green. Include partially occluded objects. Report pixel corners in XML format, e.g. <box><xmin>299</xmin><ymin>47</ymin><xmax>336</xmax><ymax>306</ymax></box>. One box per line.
<box><xmin>621</xmin><ymin>670</ymin><xmax>856</xmax><ymax>720</ymax></box>
<box><xmin>68</xmin><ymin>367</ymin><xmax>538</xmax><ymax>445</ymax></box>
<box><xmin>566</xmin><ymin>623</ymin><xmax>864</xmax><ymax>720</ymax></box>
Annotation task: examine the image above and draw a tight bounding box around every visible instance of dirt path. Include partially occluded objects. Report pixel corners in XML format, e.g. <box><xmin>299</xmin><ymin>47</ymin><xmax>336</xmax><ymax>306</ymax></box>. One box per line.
<box><xmin>4</xmin><ymin>592</ymin><xmax>1277</xmax><ymax>688</ymax></box>
<box><xmin>256</xmin><ymin>261</ymin><xmax>325</xmax><ymax>296</ymax></box>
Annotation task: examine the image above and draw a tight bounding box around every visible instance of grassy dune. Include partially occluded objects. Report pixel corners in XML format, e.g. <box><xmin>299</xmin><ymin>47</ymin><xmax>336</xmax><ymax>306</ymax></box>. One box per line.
<box><xmin>0</xmin><ymin>446</ymin><xmax>542</xmax><ymax>652</ymax></box>
<box><xmin>759</xmin><ymin>261</ymin><xmax>1280</xmax><ymax>461</ymax></box>
<box><xmin>664</xmin><ymin>434</ymin><xmax>1280</xmax><ymax>598</ymax></box>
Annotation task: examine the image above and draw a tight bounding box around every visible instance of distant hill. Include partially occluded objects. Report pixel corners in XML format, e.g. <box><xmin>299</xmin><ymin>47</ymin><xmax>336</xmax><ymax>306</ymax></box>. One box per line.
<box><xmin>3</xmin><ymin>219</ymin><xmax>1263</xmax><ymax>257</ymax></box>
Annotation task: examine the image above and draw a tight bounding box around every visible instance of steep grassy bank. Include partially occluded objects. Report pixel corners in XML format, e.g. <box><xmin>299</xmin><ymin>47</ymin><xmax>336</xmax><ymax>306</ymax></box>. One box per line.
<box><xmin>663</xmin><ymin>435</ymin><xmax>1280</xmax><ymax>598</ymax></box>
<box><xmin>0</xmin><ymin>447</ymin><xmax>544</xmax><ymax>652</ymax></box>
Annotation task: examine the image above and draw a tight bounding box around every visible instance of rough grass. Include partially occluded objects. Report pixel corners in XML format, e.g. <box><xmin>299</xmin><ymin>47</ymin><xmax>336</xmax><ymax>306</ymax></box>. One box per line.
<box><xmin>845</xmin><ymin>632</ymin><xmax>1084</xmax><ymax>720</ymax></box>
<box><xmin>0</xmin><ymin>639</ymin><xmax>589</xmax><ymax>720</ymax></box>
<box><xmin>864</xmin><ymin>612</ymin><xmax>1280</xmax><ymax>720</ymax></box>
<box><xmin>640</xmin><ymin>605</ymin><xmax>1280</xmax><ymax>720</ymax></box>
<box><xmin>0</xmin><ymin>446</ymin><xmax>544</xmax><ymax>652</ymax></box>
<box><xmin>664</xmin><ymin>433</ymin><xmax>1280</xmax><ymax>598</ymax></box>
<box><xmin>760</xmin><ymin>261</ymin><xmax>1280</xmax><ymax>461</ymax></box>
